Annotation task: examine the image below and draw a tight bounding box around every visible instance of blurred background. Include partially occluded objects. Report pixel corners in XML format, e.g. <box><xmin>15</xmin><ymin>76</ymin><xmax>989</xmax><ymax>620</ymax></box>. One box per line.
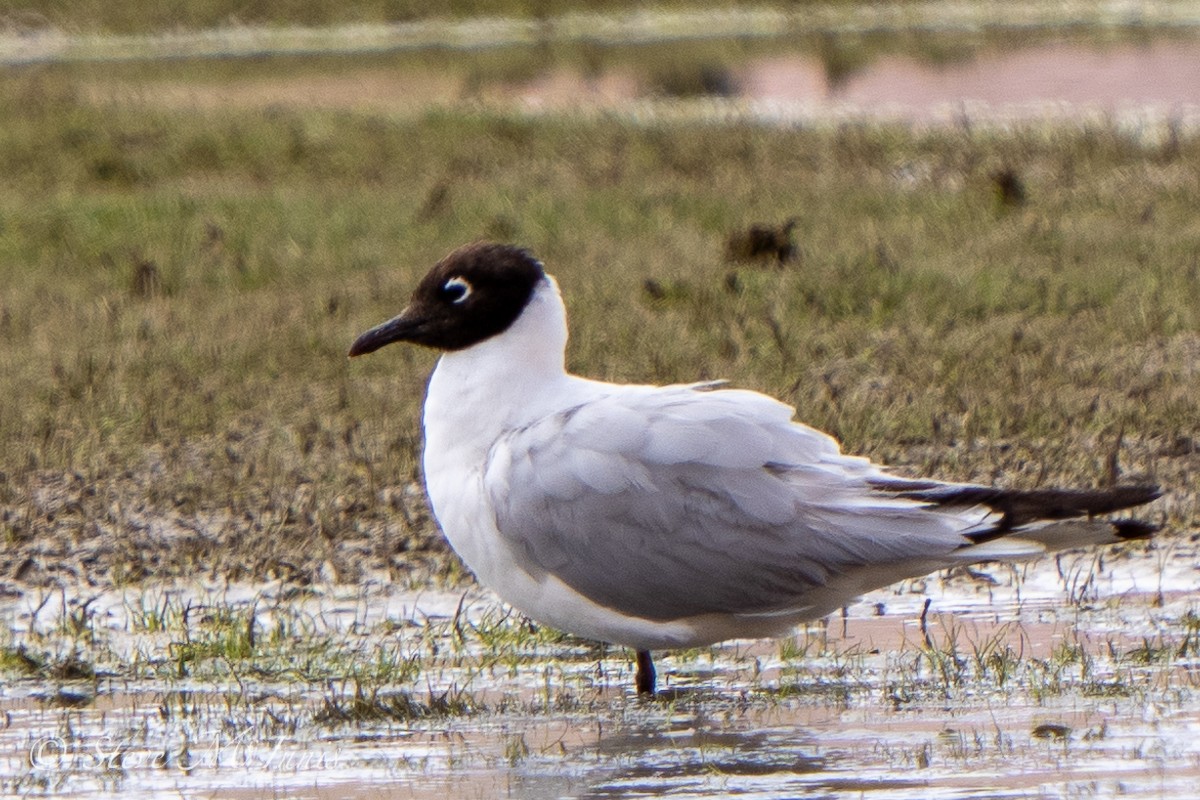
<box><xmin>3</xmin><ymin>4</ymin><xmax>1200</xmax><ymax>797</ymax></box>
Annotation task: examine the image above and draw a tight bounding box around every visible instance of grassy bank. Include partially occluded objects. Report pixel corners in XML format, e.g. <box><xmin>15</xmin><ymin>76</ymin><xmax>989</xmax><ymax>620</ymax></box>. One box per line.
<box><xmin>3</xmin><ymin>0</ymin><xmax>774</xmax><ymax>35</ymax></box>
<box><xmin>0</xmin><ymin>0</ymin><xmax>1065</xmax><ymax>37</ymax></box>
<box><xmin>0</xmin><ymin>69</ymin><xmax>1196</xmax><ymax>592</ymax></box>
<box><xmin>5</xmin><ymin>2</ymin><xmax>1199</xmax><ymax>68</ymax></box>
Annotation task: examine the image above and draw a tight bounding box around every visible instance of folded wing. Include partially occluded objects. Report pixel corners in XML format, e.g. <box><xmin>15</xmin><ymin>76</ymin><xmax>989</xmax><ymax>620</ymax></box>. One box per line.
<box><xmin>484</xmin><ymin>384</ymin><xmax>1157</xmax><ymax>622</ymax></box>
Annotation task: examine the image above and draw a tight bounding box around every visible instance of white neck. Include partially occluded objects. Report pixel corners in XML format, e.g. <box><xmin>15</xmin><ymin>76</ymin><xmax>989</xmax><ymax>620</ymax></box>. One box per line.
<box><xmin>422</xmin><ymin>276</ymin><xmax>572</xmax><ymax>463</ymax></box>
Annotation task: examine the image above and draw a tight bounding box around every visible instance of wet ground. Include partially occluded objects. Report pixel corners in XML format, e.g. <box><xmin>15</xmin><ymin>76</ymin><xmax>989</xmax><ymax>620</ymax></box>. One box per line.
<box><xmin>62</xmin><ymin>24</ymin><xmax>1200</xmax><ymax>127</ymax></box>
<box><xmin>3</xmin><ymin>541</ymin><xmax>1199</xmax><ymax>798</ymax></box>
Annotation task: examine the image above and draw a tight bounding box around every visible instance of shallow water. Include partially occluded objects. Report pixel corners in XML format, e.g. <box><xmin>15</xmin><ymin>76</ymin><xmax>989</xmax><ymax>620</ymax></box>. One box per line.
<box><xmin>3</xmin><ymin>542</ymin><xmax>1199</xmax><ymax>798</ymax></box>
<box><xmin>10</xmin><ymin>694</ymin><xmax>1200</xmax><ymax>799</ymax></box>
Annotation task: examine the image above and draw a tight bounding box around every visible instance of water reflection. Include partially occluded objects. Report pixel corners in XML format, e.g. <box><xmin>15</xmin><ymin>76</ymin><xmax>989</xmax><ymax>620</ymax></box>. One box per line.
<box><xmin>518</xmin><ymin>696</ymin><xmax>1200</xmax><ymax>799</ymax></box>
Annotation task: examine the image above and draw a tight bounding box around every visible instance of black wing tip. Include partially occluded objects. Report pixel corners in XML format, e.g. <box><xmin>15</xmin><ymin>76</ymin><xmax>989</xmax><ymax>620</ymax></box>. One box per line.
<box><xmin>1111</xmin><ymin>518</ymin><xmax>1161</xmax><ymax>541</ymax></box>
<box><xmin>876</xmin><ymin>481</ymin><xmax>1162</xmax><ymax>518</ymax></box>
<box><xmin>1106</xmin><ymin>483</ymin><xmax>1162</xmax><ymax>501</ymax></box>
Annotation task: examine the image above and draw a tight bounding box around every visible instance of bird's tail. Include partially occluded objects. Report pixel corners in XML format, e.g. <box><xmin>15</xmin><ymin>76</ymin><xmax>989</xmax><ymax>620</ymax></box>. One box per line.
<box><xmin>870</xmin><ymin>478</ymin><xmax>1161</xmax><ymax>557</ymax></box>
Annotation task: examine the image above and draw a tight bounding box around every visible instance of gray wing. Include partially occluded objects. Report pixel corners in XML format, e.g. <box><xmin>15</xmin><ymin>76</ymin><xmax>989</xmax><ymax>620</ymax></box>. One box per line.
<box><xmin>484</xmin><ymin>385</ymin><xmax>985</xmax><ymax>622</ymax></box>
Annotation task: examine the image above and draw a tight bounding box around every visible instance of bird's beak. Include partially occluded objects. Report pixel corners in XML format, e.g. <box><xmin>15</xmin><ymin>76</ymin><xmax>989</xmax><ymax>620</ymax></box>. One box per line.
<box><xmin>348</xmin><ymin>307</ymin><xmax>424</xmax><ymax>357</ymax></box>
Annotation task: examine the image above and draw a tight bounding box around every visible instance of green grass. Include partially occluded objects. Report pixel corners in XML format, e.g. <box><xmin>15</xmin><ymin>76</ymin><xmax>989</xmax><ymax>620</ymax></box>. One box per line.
<box><xmin>0</xmin><ymin>582</ymin><xmax>603</xmax><ymax>726</ymax></box>
<box><xmin>0</xmin><ymin>67</ymin><xmax>1196</xmax><ymax>588</ymax></box>
<box><xmin>0</xmin><ymin>0</ymin><xmax>928</xmax><ymax>36</ymax></box>
<box><xmin>2</xmin><ymin>579</ymin><xmax>1194</xmax><ymax>711</ymax></box>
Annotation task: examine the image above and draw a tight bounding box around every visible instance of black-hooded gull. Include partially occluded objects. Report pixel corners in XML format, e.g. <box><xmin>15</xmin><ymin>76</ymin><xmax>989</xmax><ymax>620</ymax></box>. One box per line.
<box><xmin>349</xmin><ymin>241</ymin><xmax>1160</xmax><ymax>696</ymax></box>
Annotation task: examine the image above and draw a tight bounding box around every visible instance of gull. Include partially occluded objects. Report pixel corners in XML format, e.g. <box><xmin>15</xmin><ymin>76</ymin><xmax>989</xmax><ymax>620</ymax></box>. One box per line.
<box><xmin>349</xmin><ymin>241</ymin><xmax>1160</xmax><ymax>696</ymax></box>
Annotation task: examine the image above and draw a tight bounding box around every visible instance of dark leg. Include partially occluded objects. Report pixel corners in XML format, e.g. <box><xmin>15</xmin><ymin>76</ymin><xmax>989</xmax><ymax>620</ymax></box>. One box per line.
<box><xmin>635</xmin><ymin>650</ymin><xmax>656</xmax><ymax>696</ymax></box>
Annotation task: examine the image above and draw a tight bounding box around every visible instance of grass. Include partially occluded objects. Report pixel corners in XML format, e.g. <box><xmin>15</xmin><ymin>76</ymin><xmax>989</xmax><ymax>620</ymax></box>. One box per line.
<box><xmin>0</xmin><ymin>67</ymin><xmax>1196</xmax><ymax>588</ymax></box>
<box><xmin>2</xmin><ymin>575</ymin><xmax>1194</xmax><ymax>702</ymax></box>
<box><xmin>0</xmin><ymin>0</ymin><xmax>1075</xmax><ymax>37</ymax></box>
<box><xmin>1</xmin><ymin>0</ymin><xmax>761</xmax><ymax>35</ymax></box>
<box><xmin>4</xmin><ymin>574</ymin><xmax>1196</xmax><ymax>735</ymax></box>
<box><xmin>0</xmin><ymin>581</ymin><xmax>603</xmax><ymax>724</ymax></box>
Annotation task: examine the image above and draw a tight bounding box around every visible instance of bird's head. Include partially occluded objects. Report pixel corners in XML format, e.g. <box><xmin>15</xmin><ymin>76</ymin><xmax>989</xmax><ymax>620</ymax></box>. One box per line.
<box><xmin>348</xmin><ymin>242</ymin><xmax>547</xmax><ymax>356</ymax></box>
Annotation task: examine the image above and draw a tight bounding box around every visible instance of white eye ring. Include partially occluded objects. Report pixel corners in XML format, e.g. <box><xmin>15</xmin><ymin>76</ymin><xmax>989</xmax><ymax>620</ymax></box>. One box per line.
<box><xmin>443</xmin><ymin>276</ymin><xmax>472</xmax><ymax>304</ymax></box>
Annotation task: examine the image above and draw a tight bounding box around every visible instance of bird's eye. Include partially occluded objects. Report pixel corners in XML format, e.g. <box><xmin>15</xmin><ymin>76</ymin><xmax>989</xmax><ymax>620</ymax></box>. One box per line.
<box><xmin>441</xmin><ymin>277</ymin><xmax>472</xmax><ymax>305</ymax></box>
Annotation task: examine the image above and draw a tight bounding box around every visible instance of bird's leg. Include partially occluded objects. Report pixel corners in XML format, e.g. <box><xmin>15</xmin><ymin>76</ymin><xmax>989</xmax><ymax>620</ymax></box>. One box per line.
<box><xmin>635</xmin><ymin>650</ymin><xmax>656</xmax><ymax>696</ymax></box>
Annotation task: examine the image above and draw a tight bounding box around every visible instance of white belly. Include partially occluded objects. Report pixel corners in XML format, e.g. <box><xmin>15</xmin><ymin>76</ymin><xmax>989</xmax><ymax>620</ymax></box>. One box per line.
<box><xmin>423</xmin><ymin>452</ymin><xmax>812</xmax><ymax>651</ymax></box>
